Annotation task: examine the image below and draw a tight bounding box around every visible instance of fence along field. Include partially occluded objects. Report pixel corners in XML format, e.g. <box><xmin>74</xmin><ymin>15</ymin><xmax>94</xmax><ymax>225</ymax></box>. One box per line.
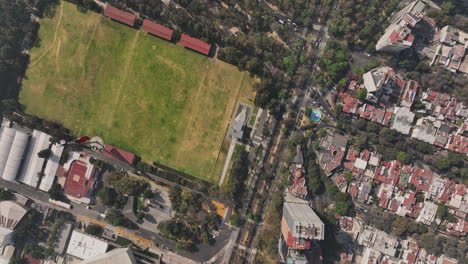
<box><xmin>21</xmin><ymin>1</ymin><xmax>255</xmax><ymax>183</ymax></box>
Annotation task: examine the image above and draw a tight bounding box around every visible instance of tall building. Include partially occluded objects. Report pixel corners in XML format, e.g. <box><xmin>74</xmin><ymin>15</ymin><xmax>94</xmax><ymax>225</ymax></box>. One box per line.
<box><xmin>0</xmin><ymin>201</ymin><xmax>28</xmax><ymax>246</ymax></box>
<box><xmin>281</xmin><ymin>201</ymin><xmax>325</xmax><ymax>250</ymax></box>
<box><xmin>376</xmin><ymin>0</ymin><xmax>426</xmax><ymax>52</ymax></box>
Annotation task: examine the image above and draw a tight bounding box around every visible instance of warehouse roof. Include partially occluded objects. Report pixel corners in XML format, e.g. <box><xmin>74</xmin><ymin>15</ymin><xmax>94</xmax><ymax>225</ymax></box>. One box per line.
<box><xmin>142</xmin><ymin>19</ymin><xmax>173</xmax><ymax>40</ymax></box>
<box><xmin>17</xmin><ymin>130</ymin><xmax>51</xmax><ymax>188</ymax></box>
<box><xmin>2</xmin><ymin>130</ymin><xmax>29</xmax><ymax>182</ymax></box>
<box><xmin>40</xmin><ymin>143</ymin><xmax>64</xmax><ymax>191</ymax></box>
<box><xmin>179</xmin><ymin>34</ymin><xmax>211</xmax><ymax>55</ymax></box>
<box><xmin>103</xmin><ymin>5</ymin><xmax>135</xmax><ymax>27</ymax></box>
<box><xmin>103</xmin><ymin>144</ymin><xmax>135</xmax><ymax>165</ymax></box>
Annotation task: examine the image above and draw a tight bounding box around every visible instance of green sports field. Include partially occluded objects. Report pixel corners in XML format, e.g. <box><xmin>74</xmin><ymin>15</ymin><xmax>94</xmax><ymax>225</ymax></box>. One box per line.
<box><xmin>21</xmin><ymin>1</ymin><xmax>255</xmax><ymax>183</ymax></box>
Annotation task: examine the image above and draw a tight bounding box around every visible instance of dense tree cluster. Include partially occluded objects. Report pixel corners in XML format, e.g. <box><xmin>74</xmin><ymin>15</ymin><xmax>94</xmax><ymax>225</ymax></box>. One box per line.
<box><xmin>255</xmin><ymin>191</ymin><xmax>284</xmax><ymax>261</ymax></box>
<box><xmin>13</xmin><ymin>209</ymin><xmax>45</xmax><ymax>251</ymax></box>
<box><xmin>105</xmin><ymin>172</ymin><xmax>149</xmax><ymax>197</ymax></box>
<box><xmin>0</xmin><ymin>0</ymin><xmax>34</xmax><ymax>100</ymax></box>
<box><xmin>433</xmin><ymin>152</ymin><xmax>467</xmax><ymax>185</ymax></box>
<box><xmin>328</xmin><ymin>0</ymin><xmax>399</xmax><ymax>51</ymax></box>
<box><xmin>391</xmin><ymin>216</ymin><xmax>427</xmax><ymax>238</ymax></box>
<box><xmin>307</xmin><ymin>159</ymin><xmax>324</xmax><ymax>195</ymax></box>
<box><xmin>315</xmin><ymin>40</ymin><xmax>351</xmax><ymax>89</ymax></box>
<box><xmin>415</xmin><ymin>233</ymin><xmax>468</xmax><ymax>260</ymax></box>
<box><xmin>48</xmin><ymin>183</ymin><xmax>67</xmax><ymax>202</ymax></box>
<box><xmin>159</xmin><ymin>187</ymin><xmax>220</xmax><ymax>251</ymax></box>
<box><xmin>266</xmin><ymin>0</ymin><xmax>333</xmax><ymax>27</ymax></box>
<box><xmin>84</xmin><ymin>224</ymin><xmax>104</xmax><ymax>236</ymax></box>
<box><xmin>23</xmin><ymin>243</ymin><xmax>46</xmax><ymax>260</ymax></box>
<box><xmin>97</xmin><ymin>187</ymin><xmax>128</xmax><ymax>209</ymax></box>
<box><xmin>105</xmin><ymin>208</ymin><xmax>135</xmax><ymax>228</ymax></box>
<box><xmin>220</xmin><ymin>149</ymin><xmax>250</xmax><ymax>209</ymax></box>
<box><xmin>0</xmin><ymin>188</ymin><xmax>13</xmax><ymax>201</ymax></box>
<box><xmin>426</xmin><ymin>0</ymin><xmax>468</xmax><ymax>31</ymax></box>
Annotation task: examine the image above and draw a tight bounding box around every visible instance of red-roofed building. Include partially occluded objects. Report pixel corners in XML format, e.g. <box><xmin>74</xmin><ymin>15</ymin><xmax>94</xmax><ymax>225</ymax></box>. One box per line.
<box><xmin>103</xmin><ymin>144</ymin><xmax>136</xmax><ymax>165</ymax></box>
<box><xmin>348</xmin><ymin>182</ymin><xmax>359</xmax><ymax>198</ymax></box>
<box><xmin>380</xmin><ymin>189</ymin><xmax>390</xmax><ymax>208</ymax></box>
<box><xmin>339</xmin><ymin>92</ymin><xmax>360</xmax><ymax>114</ymax></box>
<box><xmin>446</xmin><ymin>135</ymin><xmax>468</xmax><ymax>155</ymax></box>
<box><xmin>287</xmin><ymin>164</ymin><xmax>308</xmax><ymax>199</ymax></box>
<box><xmin>336</xmin><ymin>215</ymin><xmax>354</xmax><ymax>232</ymax></box>
<box><xmin>179</xmin><ymin>34</ymin><xmax>211</xmax><ymax>55</ymax></box>
<box><xmin>23</xmin><ymin>255</ymin><xmax>41</xmax><ymax>264</ymax></box>
<box><xmin>403</xmin><ymin>191</ymin><xmax>417</xmax><ymax>211</ymax></box>
<box><xmin>142</xmin><ymin>19</ymin><xmax>173</xmax><ymax>41</ymax></box>
<box><xmin>318</xmin><ymin>133</ymin><xmax>348</xmax><ymax>176</ymax></box>
<box><xmin>389</xmin><ymin>199</ymin><xmax>400</xmax><ymax>212</ymax></box>
<box><xmin>438</xmin><ymin>255</ymin><xmax>459</xmax><ymax>264</ymax></box>
<box><xmin>63</xmin><ymin>160</ymin><xmax>95</xmax><ymax>199</ymax></box>
<box><xmin>407</xmin><ymin>253</ymin><xmax>417</xmax><ymax>264</ymax></box>
<box><xmin>104</xmin><ymin>5</ymin><xmax>136</xmax><ymax>27</ymax></box>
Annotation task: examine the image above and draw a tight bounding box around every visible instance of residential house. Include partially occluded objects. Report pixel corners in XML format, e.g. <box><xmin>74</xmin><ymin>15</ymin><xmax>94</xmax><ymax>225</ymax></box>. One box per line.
<box><xmin>391</xmin><ymin>107</ymin><xmax>415</xmax><ymax>135</ymax></box>
<box><xmin>317</xmin><ymin>133</ymin><xmax>348</xmax><ymax>176</ymax></box>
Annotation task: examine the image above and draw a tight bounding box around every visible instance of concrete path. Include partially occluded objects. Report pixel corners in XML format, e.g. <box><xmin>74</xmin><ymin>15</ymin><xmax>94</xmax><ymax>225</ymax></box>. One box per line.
<box><xmin>218</xmin><ymin>139</ymin><xmax>237</xmax><ymax>186</ymax></box>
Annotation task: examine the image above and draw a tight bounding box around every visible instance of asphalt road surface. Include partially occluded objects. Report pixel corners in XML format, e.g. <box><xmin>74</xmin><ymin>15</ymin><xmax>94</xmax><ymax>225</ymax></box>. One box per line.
<box><xmin>0</xmin><ymin>177</ymin><xmax>231</xmax><ymax>262</ymax></box>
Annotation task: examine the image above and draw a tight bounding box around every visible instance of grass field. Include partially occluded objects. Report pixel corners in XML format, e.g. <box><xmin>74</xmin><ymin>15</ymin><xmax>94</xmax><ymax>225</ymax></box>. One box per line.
<box><xmin>21</xmin><ymin>1</ymin><xmax>255</xmax><ymax>183</ymax></box>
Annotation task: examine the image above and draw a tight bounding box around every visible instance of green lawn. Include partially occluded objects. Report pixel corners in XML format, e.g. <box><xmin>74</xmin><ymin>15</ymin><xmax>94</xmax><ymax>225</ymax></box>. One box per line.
<box><xmin>21</xmin><ymin>1</ymin><xmax>255</xmax><ymax>183</ymax></box>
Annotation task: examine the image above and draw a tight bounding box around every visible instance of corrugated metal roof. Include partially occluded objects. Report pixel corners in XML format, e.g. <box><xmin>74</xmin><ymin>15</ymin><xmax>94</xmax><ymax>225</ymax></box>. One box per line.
<box><xmin>142</xmin><ymin>19</ymin><xmax>173</xmax><ymax>41</ymax></box>
<box><xmin>0</xmin><ymin>128</ymin><xmax>16</xmax><ymax>177</ymax></box>
<box><xmin>40</xmin><ymin>143</ymin><xmax>64</xmax><ymax>191</ymax></box>
<box><xmin>17</xmin><ymin>130</ymin><xmax>50</xmax><ymax>187</ymax></box>
<box><xmin>2</xmin><ymin>131</ymin><xmax>29</xmax><ymax>182</ymax></box>
<box><xmin>179</xmin><ymin>34</ymin><xmax>211</xmax><ymax>55</ymax></box>
<box><xmin>103</xmin><ymin>5</ymin><xmax>135</xmax><ymax>27</ymax></box>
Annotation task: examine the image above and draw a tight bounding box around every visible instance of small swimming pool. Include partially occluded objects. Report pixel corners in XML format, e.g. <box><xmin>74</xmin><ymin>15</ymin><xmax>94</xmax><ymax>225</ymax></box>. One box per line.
<box><xmin>310</xmin><ymin>108</ymin><xmax>322</xmax><ymax>122</ymax></box>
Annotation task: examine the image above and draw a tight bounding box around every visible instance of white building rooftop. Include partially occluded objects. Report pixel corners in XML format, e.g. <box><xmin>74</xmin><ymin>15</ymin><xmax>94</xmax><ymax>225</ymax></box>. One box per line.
<box><xmin>17</xmin><ymin>130</ymin><xmax>51</xmax><ymax>188</ymax></box>
<box><xmin>77</xmin><ymin>248</ymin><xmax>137</xmax><ymax>264</ymax></box>
<box><xmin>0</xmin><ymin>201</ymin><xmax>27</xmax><ymax>229</ymax></box>
<box><xmin>66</xmin><ymin>231</ymin><xmax>109</xmax><ymax>260</ymax></box>
<box><xmin>391</xmin><ymin>107</ymin><xmax>415</xmax><ymax>135</ymax></box>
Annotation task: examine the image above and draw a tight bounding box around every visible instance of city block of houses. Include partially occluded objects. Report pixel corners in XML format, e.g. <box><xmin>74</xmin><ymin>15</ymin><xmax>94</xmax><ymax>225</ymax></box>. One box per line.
<box><xmin>320</xmin><ymin>59</ymin><xmax>467</xmax><ymax>234</ymax></box>
<box><xmin>376</xmin><ymin>0</ymin><xmax>468</xmax><ymax>74</ymax></box>
<box><xmin>313</xmin><ymin>131</ymin><xmax>467</xmax><ymax>263</ymax></box>
<box><xmin>318</xmin><ymin>130</ymin><xmax>468</xmax><ymax>237</ymax></box>
<box><xmin>337</xmin><ymin>65</ymin><xmax>467</xmax><ymax>155</ymax></box>
<box><xmin>311</xmin><ymin>64</ymin><xmax>468</xmax><ymax>262</ymax></box>
<box><xmin>335</xmin><ymin>214</ymin><xmax>459</xmax><ymax>264</ymax></box>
